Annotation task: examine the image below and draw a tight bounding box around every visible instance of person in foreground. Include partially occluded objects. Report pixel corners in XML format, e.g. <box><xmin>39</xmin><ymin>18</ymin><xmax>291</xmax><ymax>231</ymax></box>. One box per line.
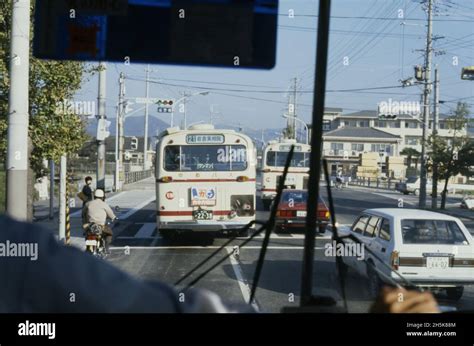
<box><xmin>370</xmin><ymin>286</ymin><xmax>440</xmax><ymax>313</ymax></box>
<box><xmin>0</xmin><ymin>215</ymin><xmax>253</xmax><ymax>313</ymax></box>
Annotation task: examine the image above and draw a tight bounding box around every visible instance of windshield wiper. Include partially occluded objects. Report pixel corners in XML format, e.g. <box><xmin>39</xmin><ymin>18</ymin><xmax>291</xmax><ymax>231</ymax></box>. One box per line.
<box><xmin>175</xmin><ymin>146</ymin><xmax>296</xmax><ymax>311</ymax></box>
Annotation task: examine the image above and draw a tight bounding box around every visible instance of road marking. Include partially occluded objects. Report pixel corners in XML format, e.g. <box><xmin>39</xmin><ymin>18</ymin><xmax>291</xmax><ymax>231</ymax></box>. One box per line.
<box><xmin>371</xmin><ymin>192</ymin><xmax>417</xmax><ymax>206</ymax></box>
<box><xmin>134</xmin><ymin>223</ymin><xmax>156</xmax><ymax>238</ymax></box>
<box><xmin>225</xmin><ymin>247</ymin><xmax>260</xmax><ymax>311</ymax></box>
<box><xmin>119</xmin><ymin>196</ymin><xmax>156</xmax><ymax>219</ymax></box>
<box><xmin>110</xmin><ymin>246</ymin><xmax>328</xmax><ymax>250</ymax></box>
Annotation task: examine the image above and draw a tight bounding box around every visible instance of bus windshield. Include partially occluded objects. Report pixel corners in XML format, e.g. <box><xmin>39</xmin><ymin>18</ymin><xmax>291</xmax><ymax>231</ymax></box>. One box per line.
<box><xmin>266</xmin><ymin>151</ymin><xmax>310</xmax><ymax>168</ymax></box>
<box><xmin>164</xmin><ymin>145</ymin><xmax>248</xmax><ymax>171</ymax></box>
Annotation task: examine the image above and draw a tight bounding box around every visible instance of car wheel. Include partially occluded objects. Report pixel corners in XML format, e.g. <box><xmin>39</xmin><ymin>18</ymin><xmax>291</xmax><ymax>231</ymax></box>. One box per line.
<box><xmin>262</xmin><ymin>200</ymin><xmax>271</xmax><ymax>211</ymax></box>
<box><xmin>318</xmin><ymin>225</ymin><xmax>326</xmax><ymax>234</ymax></box>
<box><xmin>237</xmin><ymin>229</ymin><xmax>249</xmax><ymax>238</ymax></box>
<box><xmin>446</xmin><ymin>286</ymin><xmax>464</xmax><ymax>301</ymax></box>
<box><xmin>367</xmin><ymin>263</ymin><xmax>382</xmax><ymax>298</ymax></box>
<box><xmin>403</xmin><ymin>192</ymin><xmax>409</xmax><ymax>195</ymax></box>
<box><xmin>414</xmin><ymin>189</ymin><xmax>420</xmax><ymax>196</ymax></box>
<box><xmin>336</xmin><ymin>259</ymin><xmax>348</xmax><ymax>278</ymax></box>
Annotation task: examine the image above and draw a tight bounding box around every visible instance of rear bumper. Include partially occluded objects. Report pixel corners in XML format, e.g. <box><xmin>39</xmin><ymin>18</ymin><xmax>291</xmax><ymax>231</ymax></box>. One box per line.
<box><xmin>391</xmin><ymin>273</ymin><xmax>474</xmax><ymax>287</ymax></box>
<box><xmin>275</xmin><ymin>218</ymin><xmax>329</xmax><ymax>229</ymax></box>
<box><xmin>158</xmin><ymin>220</ymin><xmax>255</xmax><ymax>231</ymax></box>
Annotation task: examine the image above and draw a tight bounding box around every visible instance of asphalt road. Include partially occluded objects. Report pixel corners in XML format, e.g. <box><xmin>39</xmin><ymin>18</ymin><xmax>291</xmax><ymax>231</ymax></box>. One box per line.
<box><xmin>106</xmin><ymin>186</ymin><xmax>474</xmax><ymax>313</ymax></box>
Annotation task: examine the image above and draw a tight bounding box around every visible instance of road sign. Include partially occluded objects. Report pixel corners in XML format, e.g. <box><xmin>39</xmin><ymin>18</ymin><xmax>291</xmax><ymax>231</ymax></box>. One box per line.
<box><xmin>33</xmin><ymin>0</ymin><xmax>278</xmax><ymax>69</ymax></box>
<box><xmin>135</xmin><ymin>97</ymin><xmax>159</xmax><ymax>104</ymax></box>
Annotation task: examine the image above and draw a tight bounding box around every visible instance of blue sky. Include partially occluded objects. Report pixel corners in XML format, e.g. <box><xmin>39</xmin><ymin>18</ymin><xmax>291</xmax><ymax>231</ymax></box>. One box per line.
<box><xmin>76</xmin><ymin>0</ymin><xmax>474</xmax><ymax>131</ymax></box>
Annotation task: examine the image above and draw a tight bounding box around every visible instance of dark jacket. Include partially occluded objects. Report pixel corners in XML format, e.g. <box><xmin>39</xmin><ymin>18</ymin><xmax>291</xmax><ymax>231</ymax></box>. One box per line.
<box><xmin>0</xmin><ymin>216</ymin><xmax>253</xmax><ymax>313</ymax></box>
<box><xmin>81</xmin><ymin>184</ymin><xmax>93</xmax><ymax>207</ymax></box>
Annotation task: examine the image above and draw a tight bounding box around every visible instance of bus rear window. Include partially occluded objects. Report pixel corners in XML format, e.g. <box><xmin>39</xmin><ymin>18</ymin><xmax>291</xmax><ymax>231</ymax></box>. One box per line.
<box><xmin>266</xmin><ymin>151</ymin><xmax>310</xmax><ymax>167</ymax></box>
<box><xmin>164</xmin><ymin>145</ymin><xmax>248</xmax><ymax>171</ymax></box>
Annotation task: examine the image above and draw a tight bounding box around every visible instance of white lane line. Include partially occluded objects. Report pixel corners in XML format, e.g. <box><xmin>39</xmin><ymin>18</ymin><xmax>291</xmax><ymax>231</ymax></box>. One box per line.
<box><xmin>134</xmin><ymin>223</ymin><xmax>156</xmax><ymax>238</ymax></box>
<box><xmin>71</xmin><ymin>192</ymin><xmax>126</xmax><ymax>217</ymax></box>
<box><xmin>110</xmin><ymin>246</ymin><xmax>327</xmax><ymax>250</ymax></box>
<box><xmin>225</xmin><ymin>247</ymin><xmax>260</xmax><ymax>311</ymax></box>
<box><xmin>249</xmin><ymin>234</ymin><xmax>332</xmax><ymax>240</ymax></box>
<box><xmin>119</xmin><ymin>196</ymin><xmax>156</xmax><ymax>219</ymax></box>
<box><xmin>372</xmin><ymin>192</ymin><xmax>417</xmax><ymax>206</ymax></box>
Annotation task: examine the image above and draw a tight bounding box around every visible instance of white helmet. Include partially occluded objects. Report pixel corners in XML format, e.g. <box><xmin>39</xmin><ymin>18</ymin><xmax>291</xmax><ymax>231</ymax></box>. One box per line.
<box><xmin>94</xmin><ymin>189</ymin><xmax>105</xmax><ymax>199</ymax></box>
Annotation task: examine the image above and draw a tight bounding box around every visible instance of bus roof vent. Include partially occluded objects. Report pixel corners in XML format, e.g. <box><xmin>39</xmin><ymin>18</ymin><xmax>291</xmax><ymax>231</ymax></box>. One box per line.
<box><xmin>188</xmin><ymin>124</ymin><xmax>215</xmax><ymax>131</ymax></box>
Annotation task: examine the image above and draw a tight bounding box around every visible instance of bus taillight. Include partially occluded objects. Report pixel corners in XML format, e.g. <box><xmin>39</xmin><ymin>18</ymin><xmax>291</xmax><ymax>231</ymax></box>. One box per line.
<box><xmin>236</xmin><ymin>176</ymin><xmax>249</xmax><ymax>182</ymax></box>
<box><xmin>159</xmin><ymin>176</ymin><xmax>173</xmax><ymax>183</ymax></box>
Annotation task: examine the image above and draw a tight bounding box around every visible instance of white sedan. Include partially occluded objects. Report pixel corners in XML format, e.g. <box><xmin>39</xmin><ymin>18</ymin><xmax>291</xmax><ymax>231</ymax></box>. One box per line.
<box><xmin>338</xmin><ymin>208</ymin><xmax>474</xmax><ymax>301</ymax></box>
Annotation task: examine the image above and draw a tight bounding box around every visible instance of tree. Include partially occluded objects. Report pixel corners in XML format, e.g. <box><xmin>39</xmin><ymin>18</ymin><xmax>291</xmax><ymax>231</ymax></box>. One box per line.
<box><xmin>427</xmin><ymin>102</ymin><xmax>471</xmax><ymax>209</ymax></box>
<box><xmin>400</xmin><ymin>147</ymin><xmax>421</xmax><ymax>176</ymax></box>
<box><xmin>0</xmin><ymin>2</ymin><xmax>96</xmax><ymax>176</ymax></box>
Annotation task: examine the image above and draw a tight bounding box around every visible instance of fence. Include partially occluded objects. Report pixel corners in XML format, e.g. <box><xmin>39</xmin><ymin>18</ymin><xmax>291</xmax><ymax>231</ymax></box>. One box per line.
<box><xmin>349</xmin><ymin>177</ymin><xmax>403</xmax><ymax>190</ymax></box>
<box><xmin>124</xmin><ymin>169</ymin><xmax>153</xmax><ymax>185</ymax></box>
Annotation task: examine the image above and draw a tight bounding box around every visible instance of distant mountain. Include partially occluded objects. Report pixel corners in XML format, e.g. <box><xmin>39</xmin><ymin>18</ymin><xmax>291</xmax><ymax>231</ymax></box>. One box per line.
<box><xmin>86</xmin><ymin>117</ymin><xmax>286</xmax><ymax>144</ymax></box>
<box><xmin>86</xmin><ymin>115</ymin><xmax>170</xmax><ymax>137</ymax></box>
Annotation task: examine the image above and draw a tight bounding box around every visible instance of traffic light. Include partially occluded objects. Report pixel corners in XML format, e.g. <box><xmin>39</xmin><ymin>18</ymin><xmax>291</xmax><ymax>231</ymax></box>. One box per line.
<box><xmin>96</xmin><ymin>118</ymin><xmax>111</xmax><ymax>141</ymax></box>
<box><xmin>378</xmin><ymin>114</ymin><xmax>397</xmax><ymax>120</ymax></box>
<box><xmin>130</xmin><ymin>137</ymin><xmax>138</xmax><ymax>150</ymax></box>
<box><xmin>156</xmin><ymin>99</ymin><xmax>174</xmax><ymax>113</ymax></box>
<box><xmin>156</xmin><ymin>99</ymin><xmax>174</xmax><ymax>106</ymax></box>
<box><xmin>414</xmin><ymin>65</ymin><xmax>424</xmax><ymax>81</ymax></box>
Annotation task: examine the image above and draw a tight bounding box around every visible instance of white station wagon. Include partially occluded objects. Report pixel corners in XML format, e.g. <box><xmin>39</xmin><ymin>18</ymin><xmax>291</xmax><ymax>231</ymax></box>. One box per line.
<box><xmin>339</xmin><ymin>208</ymin><xmax>474</xmax><ymax>301</ymax></box>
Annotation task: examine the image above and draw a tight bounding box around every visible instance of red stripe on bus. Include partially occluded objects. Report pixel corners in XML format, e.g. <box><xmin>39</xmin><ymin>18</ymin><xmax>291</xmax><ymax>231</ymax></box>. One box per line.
<box><xmin>263</xmin><ymin>170</ymin><xmax>309</xmax><ymax>174</ymax></box>
<box><xmin>157</xmin><ymin>179</ymin><xmax>256</xmax><ymax>183</ymax></box>
<box><xmin>158</xmin><ymin>210</ymin><xmax>232</xmax><ymax>216</ymax></box>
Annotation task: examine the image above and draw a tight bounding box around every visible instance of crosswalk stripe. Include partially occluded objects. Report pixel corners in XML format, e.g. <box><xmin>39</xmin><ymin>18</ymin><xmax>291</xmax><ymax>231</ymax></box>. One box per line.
<box><xmin>134</xmin><ymin>223</ymin><xmax>156</xmax><ymax>238</ymax></box>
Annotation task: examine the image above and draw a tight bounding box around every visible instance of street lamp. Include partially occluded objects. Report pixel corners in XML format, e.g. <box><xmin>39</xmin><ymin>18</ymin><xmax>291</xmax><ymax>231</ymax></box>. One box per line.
<box><xmin>282</xmin><ymin>114</ymin><xmax>309</xmax><ymax>144</ymax></box>
<box><xmin>174</xmin><ymin>91</ymin><xmax>210</xmax><ymax>129</ymax></box>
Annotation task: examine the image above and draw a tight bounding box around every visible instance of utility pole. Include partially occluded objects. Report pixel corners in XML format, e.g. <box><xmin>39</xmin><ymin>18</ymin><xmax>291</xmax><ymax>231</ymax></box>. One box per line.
<box><xmin>96</xmin><ymin>62</ymin><xmax>107</xmax><ymax>190</ymax></box>
<box><xmin>115</xmin><ymin>73</ymin><xmax>125</xmax><ymax>191</ymax></box>
<box><xmin>293</xmin><ymin>77</ymin><xmax>298</xmax><ymax>140</ymax></box>
<box><xmin>418</xmin><ymin>0</ymin><xmax>433</xmax><ymax>209</ymax></box>
<box><xmin>58</xmin><ymin>155</ymin><xmax>66</xmax><ymax>242</ymax></box>
<box><xmin>431</xmin><ymin>66</ymin><xmax>440</xmax><ymax>209</ymax></box>
<box><xmin>49</xmin><ymin>160</ymin><xmax>54</xmax><ymax>219</ymax></box>
<box><xmin>6</xmin><ymin>0</ymin><xmax>31</xmax><ymax>221</ymax></box>
<box><xmin>183</xmin><ymin>92</ymin><xmax>187</xmax><ymax>129</ymax></box>
<box><xmin>143</xmin><ymin>65</ymin><xmax>150</xmax><ymax>171</ymax></box>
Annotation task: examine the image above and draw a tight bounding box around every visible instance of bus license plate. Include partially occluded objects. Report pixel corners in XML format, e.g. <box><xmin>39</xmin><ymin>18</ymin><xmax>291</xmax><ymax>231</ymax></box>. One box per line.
<box><xmin>296</xmin><ymin>211</ymin><xmax>307</xmax><ymax>217</ymax></box>
<box><xmin>193</xmin><ymin>210</ymin><xmax>213</xmax><ymax>220</ymax></box>
<box><xmin>426</xmin><ymin>257</ymin><xmax>449</xmax><ymax>269</ymax></box>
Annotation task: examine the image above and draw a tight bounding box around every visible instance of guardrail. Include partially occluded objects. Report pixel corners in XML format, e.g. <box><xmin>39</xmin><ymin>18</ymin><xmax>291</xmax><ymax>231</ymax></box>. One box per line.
<box><xmin>349</xmin><ymin>177</ymin><xmax>403</xmax><ymax>190</ymax></box>
<box><xmin>124</xmin><ymin>169</ymin><xmax>153</xmax><ymax>185</ymax></box>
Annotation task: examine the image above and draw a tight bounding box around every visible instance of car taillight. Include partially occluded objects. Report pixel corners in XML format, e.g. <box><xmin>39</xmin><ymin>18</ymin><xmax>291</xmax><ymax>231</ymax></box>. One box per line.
<box><xmin>159</xmin><ymin>176</ymin><xmax>173</xmax><ymax>183</ymax></box>
<box><xmin>391</xmin><ymin>251</ymin><xmax>399</xmax><ymax>270</ymax></box>
<box><xmin>318</xmin><ymin>210</ymin><xmax>330</xmax><ymax>219</ymax></box>
<box><xmin>236</xmin><ymin>176</ymin><xmax>249</xmax><ymax>182</ymax></box>
<box><xmin>278</xmin><ymin>210</ymin><xmax>295</xmax><ymax>217</ymax></box>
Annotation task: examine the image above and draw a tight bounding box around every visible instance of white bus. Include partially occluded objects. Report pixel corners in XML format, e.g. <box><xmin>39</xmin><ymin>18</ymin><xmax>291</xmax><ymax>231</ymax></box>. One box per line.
<box><xmin>155</xmin><ymin>124</ymin><xmax>257</xmax><ymax>237</ymax></box>
<box><xmin>260</xmin><ymin>139</ymin><xmax>311</xmax><ymax>210</ymax></box>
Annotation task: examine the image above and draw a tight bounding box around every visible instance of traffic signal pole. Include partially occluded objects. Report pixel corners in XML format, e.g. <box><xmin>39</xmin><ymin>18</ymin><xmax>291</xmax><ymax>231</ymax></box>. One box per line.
<box><xmin>419</xmin><ymin>0</ymin><xmax>433</xmax><ymax>208</ymax></box>
<box><xmin>143</xmin><ymin>65</ymin><xmax>150</xmax><ymax>170</ymax></box>
<box><xmin>6</xmin><ymin>0</ymin><xmax>31</xmax><ymax>221</ymax></box>
<box><xmin>96</xmin><ymin>62</ymin><xmax>107</xmax><ymax>190</ymax></box>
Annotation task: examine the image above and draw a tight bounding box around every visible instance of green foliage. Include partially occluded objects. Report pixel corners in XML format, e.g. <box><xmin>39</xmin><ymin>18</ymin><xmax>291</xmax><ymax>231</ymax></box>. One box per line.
<box><xmin>0</xmin><ymin>2</ymin><xmax>96</xmax><ymax>177</ymax></box>
<box><xmin>427</xmin><ymin>102</ymin><xmax>472</xmax><ymax>180</ymax></box>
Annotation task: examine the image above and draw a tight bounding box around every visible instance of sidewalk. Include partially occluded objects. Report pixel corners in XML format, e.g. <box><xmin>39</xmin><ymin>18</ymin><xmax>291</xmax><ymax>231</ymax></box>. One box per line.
<box><xmin>35</xmin><ymin>177</ymin><xmax>156</xmax><ymax>250</ymax></box>
<box><xmin>345</xmin><ymin>184</ymin><xmax>474</xmax><ymax>221</ymax></box>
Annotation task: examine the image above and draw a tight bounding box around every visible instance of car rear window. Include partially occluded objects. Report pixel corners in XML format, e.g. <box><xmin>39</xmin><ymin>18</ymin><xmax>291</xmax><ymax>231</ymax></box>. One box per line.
<box><xmin>281</xmin><ymin>191</ymin><xmax>325</xmax><ymax>204</ymax></box>
<box><xmin>401</xmin><ymin>219</ymin><xmax>468</xmax><ymax>245</ymax></box>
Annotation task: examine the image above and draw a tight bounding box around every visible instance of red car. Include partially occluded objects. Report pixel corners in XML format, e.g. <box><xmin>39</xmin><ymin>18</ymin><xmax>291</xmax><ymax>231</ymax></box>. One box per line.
<box><xmin>275</xmin><ymin>189</ymin><xmax>330</xmax><ymax>234</ymax></box>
